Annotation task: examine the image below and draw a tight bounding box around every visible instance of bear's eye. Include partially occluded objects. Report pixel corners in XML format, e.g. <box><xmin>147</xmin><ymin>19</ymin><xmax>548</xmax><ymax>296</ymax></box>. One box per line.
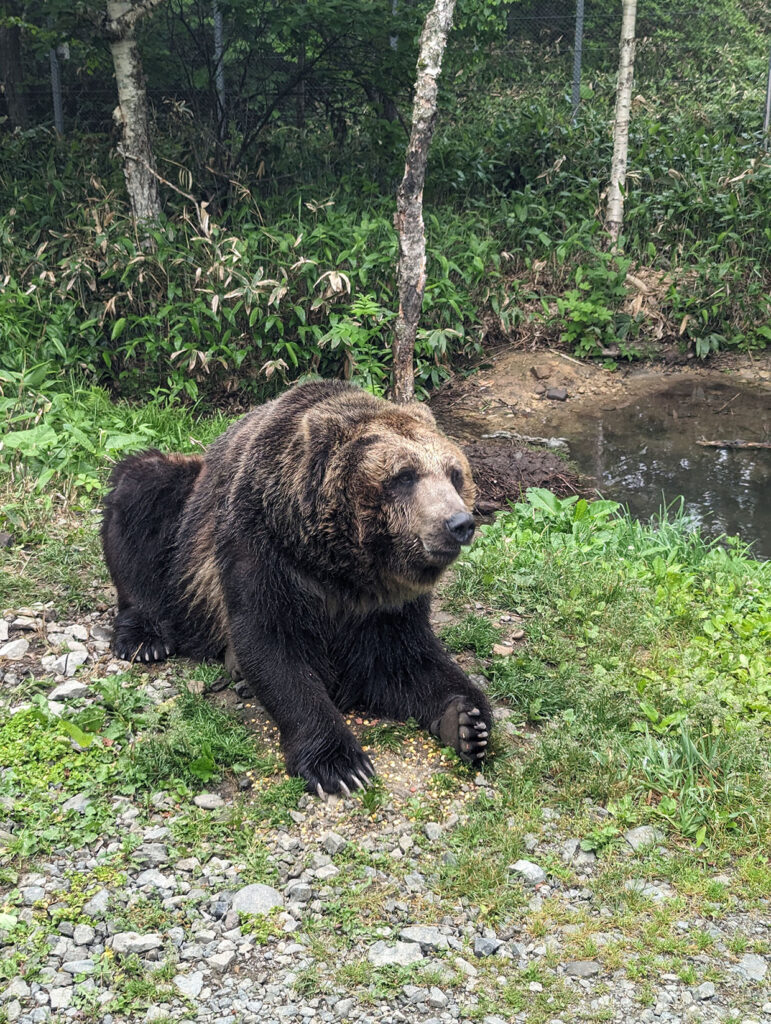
<box><xmin>450</xmin><ymin>467</ymin><xmax>464</xmax><ymax>492</ymax></box>
<box><xmin>391</xmin><ymin>468</ymin><xmax>417</xmax><ymax>489</ymax></box>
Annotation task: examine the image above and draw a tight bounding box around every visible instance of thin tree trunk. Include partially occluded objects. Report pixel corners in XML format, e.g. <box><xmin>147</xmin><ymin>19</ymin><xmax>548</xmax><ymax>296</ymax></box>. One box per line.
<box><xmin>391</xmin><ymin>0</ymin><xmax>456</xmax><ymax>404</ymax></box>
<box><xmin>105</xmin><ymin>0</ymin><xmax>162</xmax><ymax>228</ymax></box>
<box><xmin>213</xmin><ymin>0</ymin><xmax>226</xmax><ymax>138</ymax></box>
<box><xmin>606</xmin><ymin>0</ymin><xmax>637</xmax><ymax>249</ymax></box>
<box><xmin>0</xmin><ymin>21</ymin><xmax>28</xmax><ymax>128</ymax></box>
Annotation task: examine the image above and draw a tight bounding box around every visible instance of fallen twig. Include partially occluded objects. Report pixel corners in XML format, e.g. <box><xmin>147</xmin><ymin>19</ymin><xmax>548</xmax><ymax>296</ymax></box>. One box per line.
<box><xmin>696</xmin><ymin>439</ymin><xmax>771</xmax><ymax>450</ymax></box>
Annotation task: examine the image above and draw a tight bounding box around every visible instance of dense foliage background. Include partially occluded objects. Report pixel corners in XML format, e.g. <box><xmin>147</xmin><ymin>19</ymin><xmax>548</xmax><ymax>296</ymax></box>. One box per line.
<box><xmin>1</xmin><ymin>0</ymin><xmax>770</xmax><ymax>408</ymax></box>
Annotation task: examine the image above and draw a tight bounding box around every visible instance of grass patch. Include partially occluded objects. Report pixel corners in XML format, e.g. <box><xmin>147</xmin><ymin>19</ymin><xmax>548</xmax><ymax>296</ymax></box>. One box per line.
<box><xmin>440</xmin><ymin>613</ymin><xmax>502</xmax><ymax>657</ymax></box>
<box><xmin>446</xmin><ymin>489</ymin><xmax>771</xmax><ymax>847</ymax></box>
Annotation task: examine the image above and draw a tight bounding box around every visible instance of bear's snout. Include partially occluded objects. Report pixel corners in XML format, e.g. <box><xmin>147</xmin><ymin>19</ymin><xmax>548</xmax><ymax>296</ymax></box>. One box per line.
<box><xmin>445</xmin><ymin>512</ymin><xmax>475</xmax><ymax>546</ymax></box>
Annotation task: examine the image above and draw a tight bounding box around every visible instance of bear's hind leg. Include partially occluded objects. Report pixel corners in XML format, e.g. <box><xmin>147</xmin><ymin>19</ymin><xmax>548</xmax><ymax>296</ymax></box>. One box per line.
<box><xmin>113</xmin><ymin>607</ymin><xmax>177</xmax><ymax>664</ymax></box>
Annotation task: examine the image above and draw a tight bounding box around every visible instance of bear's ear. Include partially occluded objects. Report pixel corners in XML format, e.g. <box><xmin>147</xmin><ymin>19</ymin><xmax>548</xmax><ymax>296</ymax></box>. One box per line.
<box><xmin>404</xmin><ymin>401</ymin><xmax>436</xmax><ymax>428</ymax></box>
<box><xmin>299</xmin><ymin>404</ymin><xmax>352</xmax><ymax>456</ymax></box>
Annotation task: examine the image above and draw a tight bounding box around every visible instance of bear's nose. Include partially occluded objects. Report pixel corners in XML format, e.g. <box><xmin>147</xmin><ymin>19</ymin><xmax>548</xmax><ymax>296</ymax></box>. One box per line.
<box><xmin>445</xmin><ymin>512</ymin><xmax>475</xmax><ymax>545</ymax></box>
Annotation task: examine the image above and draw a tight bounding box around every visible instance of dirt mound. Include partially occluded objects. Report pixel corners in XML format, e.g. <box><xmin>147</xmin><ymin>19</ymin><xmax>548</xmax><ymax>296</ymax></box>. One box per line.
<box><xmin>462</xmin><ymin>438</ymin><xmax>582</xmax><ymax>515</ymax></box>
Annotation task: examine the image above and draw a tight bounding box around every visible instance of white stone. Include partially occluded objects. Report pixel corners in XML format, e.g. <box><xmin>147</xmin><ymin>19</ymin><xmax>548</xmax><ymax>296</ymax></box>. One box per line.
<box><xmin>368</xmin><ymin>940</ymin><xmax>424</xmax><ymax>967</ymax></box>
<box><xmin>0</xmin><ymin>639</ymin><xmax>29</xmax><ymax>661</ymax></box>
<box><xmin>174</xmin><ymin>971</ymin><xmax>204</xmax><ymax>998</ymax></box>
<box><xmin>400</xmin><ymin>926</ymin><xmax>449</xmax><ymax>951</ymax></box>
<box><xmin>193</xmin><ymin>792</ymin><xmax>224</xmax><ymax>809</ymax></box>
<box><xmin>111</xmin><ymin>931</ymin><xmax>163</xmax><ymax>955</ymax></box>
<box><xmin>208</xmin><ymin>950</ymin><xmax>236</xmax><ymax>971</ymax></box>
<box><xmin>231</xmin><ymin>883</ymin><xmax>284</xmax><ymax>916</ymax></box>
<box><xmin>1</xmin><ymin>978</ymin><xmax>30</xmax><ymax>1001</ymax></box>
<box><xmin>52</xmin><ymin>650</ymin><xmax>88</xmax><ymax>677</ymax></box>
<box><xmin>509</xmin><ymin>859</ymin><xmax>547</xmax><ymax>885</ymax></box>
<box><xmin>734</xmin><ymin>954</ymin><xmax>767</xmax><ymax>981</ymax></box>
<box><xmin>623</xmin><ymin>825</ymin><xmax>665</xmax><ymax>851</ymax></box>
<box><xmin>49</xmin><ymin>987</ymin><xmax>73</xmax><ymax>1010</ymax></box>
<box><xmin>49</xmin><ymin>681</ymin><xmax>88</xmax><ymax>703</ymax></box>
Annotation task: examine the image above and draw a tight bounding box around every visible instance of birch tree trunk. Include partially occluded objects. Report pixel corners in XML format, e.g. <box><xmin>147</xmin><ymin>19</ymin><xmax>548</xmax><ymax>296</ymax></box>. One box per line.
<box><xmin>105</xmin><ymin>0</ymin><xmax>162</xmax><ymax>228</ymax></box>
<box><xmin>606</xmin><ymin>0</ymin><xmax>637</xmax><ymax>249</ymax></box>
<box><xmin>391</xmin><ymin>0</ymin><xmax>456</xmax><ymax>404</ymax></box>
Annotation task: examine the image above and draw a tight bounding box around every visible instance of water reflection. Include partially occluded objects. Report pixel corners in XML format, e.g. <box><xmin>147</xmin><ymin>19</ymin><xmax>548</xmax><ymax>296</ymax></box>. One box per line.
<box><xmin>564</xmin><ymin>381</ymin><xmax>771</xmax><ymax>558</ymax></box>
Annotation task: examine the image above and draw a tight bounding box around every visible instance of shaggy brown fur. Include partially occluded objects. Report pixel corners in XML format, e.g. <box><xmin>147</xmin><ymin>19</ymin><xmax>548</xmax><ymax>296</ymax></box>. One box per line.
<box><xmin>102</xmin><ymin>381</ymin><xmax>492</xmax><ymax>796</ymax></box>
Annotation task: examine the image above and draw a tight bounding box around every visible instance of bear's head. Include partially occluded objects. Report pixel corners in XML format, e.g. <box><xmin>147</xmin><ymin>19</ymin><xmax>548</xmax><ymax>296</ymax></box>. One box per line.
<box><xmin>298</xmin><ymin>388</ymin><xmax>476</xmax><ymax>601</ymax></box>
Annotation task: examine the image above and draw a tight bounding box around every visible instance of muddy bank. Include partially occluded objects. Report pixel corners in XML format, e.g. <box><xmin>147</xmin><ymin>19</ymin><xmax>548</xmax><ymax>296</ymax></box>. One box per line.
<box><xmin>462</xmin><ymin>438</ymin><xmax>581</xmax><ymax>515</ymax></box>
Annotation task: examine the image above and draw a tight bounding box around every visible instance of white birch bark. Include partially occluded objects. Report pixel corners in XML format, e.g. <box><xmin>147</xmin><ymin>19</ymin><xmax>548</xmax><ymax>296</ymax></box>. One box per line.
<box><xmin>606</xmin><ymin>0</ymin><xmax>637</xmax><ymax>249</ymax></box>
<box><xmin>392</xmin><ymin>0</ymin><xmax>456</xmax><ymax>404</ymax></box>
<box><xmin>106</xmin><ymin>0</ymin><xmax>162</xmax><ymax>227</ymax></box>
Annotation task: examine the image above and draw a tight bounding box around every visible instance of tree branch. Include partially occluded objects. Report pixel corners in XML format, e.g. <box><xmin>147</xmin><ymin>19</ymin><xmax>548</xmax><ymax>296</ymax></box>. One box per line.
<box><xmin>103</xmin><ymin>0</ymin><xmax>166</xmax><ymax>42</ymax></box>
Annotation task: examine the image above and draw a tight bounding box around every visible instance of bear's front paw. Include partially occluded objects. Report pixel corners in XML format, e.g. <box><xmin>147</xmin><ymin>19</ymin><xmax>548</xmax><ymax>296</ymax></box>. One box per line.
<box><xmin>290</xmin><ymin>735</ymin><xmax>377</xmax><ymax>800</ymax></box>
<box><xmin>430</xmin><ymin>697</ymin><xmax>490</xmax><ymax>763</ymax></box>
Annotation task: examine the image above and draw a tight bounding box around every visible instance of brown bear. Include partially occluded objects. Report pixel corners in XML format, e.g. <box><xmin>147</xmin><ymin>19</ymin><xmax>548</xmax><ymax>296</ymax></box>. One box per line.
<box><xmin>101</xmin><ymin>380</ymin><xmax>492</xmax><ymax>796</ymax></box>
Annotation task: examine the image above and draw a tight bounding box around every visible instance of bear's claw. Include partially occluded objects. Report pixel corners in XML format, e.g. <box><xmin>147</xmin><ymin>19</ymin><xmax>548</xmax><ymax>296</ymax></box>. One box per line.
<box><xmin>300</xmin><ymin>739</ymin><xmax>377</xmax><ymax>800</ymax></box>
<box><xmin>114</xmin><ymin>637</ymin><xmax>174</xmax><ymax>664</ymax></box>
<box><xmin>430</xmin><ymin>698</ymin><xmax>491</xmax><ymax>764</ymax></box>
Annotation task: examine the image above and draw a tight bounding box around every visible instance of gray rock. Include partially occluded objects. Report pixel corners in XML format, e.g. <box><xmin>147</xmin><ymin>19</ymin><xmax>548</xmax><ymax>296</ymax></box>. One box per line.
<box><xmin>52</xmin><ymin>651</ymin><xmax>89</xmax><ymax>677</ymax></box>
<box><xmin>135</xmin><ymin>869</ymin><xmax>174</xmax><ymax>890</ymax></box>
<box><xmin>82</xmin><ymin>889</ymin><xmax>109</xmax><ymax>918</ymax></box>
<box><xmin>423</xmin><ymin>822</ymin><xmax>442</xmax><ymax>842</ymax></box>
<box><xmin>111</xmin><ymin>931</ymin><xmax>163</xmax><ymax>955</ymax></box>
<box><xmin>623</xmin><ymin>826</ymin><xmax>665</xmax><ymax>851</ymax></box>
<box><xmin>174</xmin><ymin>972</ymin><xmax>204</xmax><ymax>999</ymax></box>
<box><xmin>315</xmin><ymin>863</ymin><xmax>339</xmax><ymax>881</ymax></box>
<box><xmin>335</xmin><ymin>998</ymin><xmax>355</xmax><ymax>1016</ymax></box>
<box><xmin>61</xmin><ymin>959</ymin><xmax>95</xmax><ymax>974</ymax></box>
<box><xmin>135</xmin><ymin>843</ymin><xmax>169</xmax><ymax>866</ymax></box>
<box><xmin>400</xmin><ymin>926</ymin><xmax>449</xmax><ymax>951</ymax></box>
<box><xmin>734</xmin><ymin>953</ymin><xmax>767</xmax><ymax>981</ymax></box>
<box><xmin>565</xmin><ymin>960</ymin><xmax>601</xmax><ymax>978</ymax></box>
<box><xmin>321</xmin><ymin>831</ymin><xmax>346</xmax><ymax>855</ymax></box>
<box><xmin>73</xmin><ymin>924</ymin><xmax>96</xmax><ymax>946</ymax></box>
<box><xmin>49</xmin><ymin>987</ymin><xmax>73</xmax><ymax>1011</ymax></box>
<box><xmin>5</xmin><ymin>1001</ymin><xmax>20</xmax><ymax>1023</ymax></box>
<box><xmin>66</xmin><ymin>624</ymin><xmax>89</xmax><ymax>641</ymax></box>
<box><xmin>546</xmin><ymin>387</ymin><xmax>568</xmax><ymax>401</ymax></box>
<box><xmin>693</xmin><ymin>982</ymin><xmax>716</xmax><ymax>1000</ymax></box>
<box><xmin>21</xmin><ymin>885</ymin><xmax>45</xmax><ymax>904</ymax></box>
<box><xmin>62</xmin><ymin>792</ymin><xmax>90</xmax><ymax>814</ymax></box>
<box><xmin>208</xmin><ymin>950</ymin><xmax>236</xmax><ymax>971</ymax></box>
<box><xmin>49</xmin><ymin>679</ymin><xmax>88</xmax><ymax>700</ymax></box>
<box><xmin>193</xmin><ymin>792</ymin><xmax>224</xmax><ymax>809</ymax></box>
<box><xmin>561</xmin><ymin>838</ymin><xmax>597</xmax><ymax>869</ymax></box>
<box><xmin>0</xmin><ymin>620</ymin><xmax>7</xmax><ymax>642</ymax></box>
<box><xmin>0</xmin><ymin>639</ymin><xmax>29</xmax><ymax>661</ymax></box>
<box><xmin>231</xmin><ymin>884</ymin><xmax>284</xmax><ymax>916</ymax></box>
<box><xmin>509</xmin><ymin>859</ymin><xmax>547</xmax><ymax>885</ymax></box>
<box><xmin>624</xmin><ymin>879</ymin><xmax>673</xmax><ymax>903</ymax></box>
<box><xmin>428</xmin><ymin>987</ymin><xmax>449</xmax><ymax>1008</ymax></box>
<box><xmin>286</xmin><ymin>882</ymin><xmax>312</xmax><ymax>903</ymax></box>
<box><xmin>1</xmin><ymin>978</ymin><xmax>30</xmax><ymax>1001</ymax></box>
<box><xmin>368</xmin><ymin>940</ymin><xmax>424</xmax><ymax>967</ymax></box>
<box><xmin>90</xmin><ymin>624</ymin><xmax>113</xmax><ymax>642</ymax></box>
<box><xmin>474</xmin><ymin>936</ymin><xmax>502</xmax><ymax>957</ymax></box>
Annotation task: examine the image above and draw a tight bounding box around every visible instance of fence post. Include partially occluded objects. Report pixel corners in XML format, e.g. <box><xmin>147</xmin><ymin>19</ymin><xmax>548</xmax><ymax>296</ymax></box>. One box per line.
<box><xmin>571</xmin><ymin>0</ymin><xmax>585</xmax><ymax>122</ymax></box>
<box><xmin>763</xmin><ymin>41</ymin><xmax>771</xmax><ymax>144</ymax></box>
<box><xmin>49</xmin><ymin>47</ymin><xmax>64</xmax><ymax>135</ymax></box>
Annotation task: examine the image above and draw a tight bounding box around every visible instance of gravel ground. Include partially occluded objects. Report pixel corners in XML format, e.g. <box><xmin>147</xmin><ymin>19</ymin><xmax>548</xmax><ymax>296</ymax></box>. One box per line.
<box><xmin>1</xmin><ymin>602</ymin><xmax>769</xmax><ymax>1024</ymax></box>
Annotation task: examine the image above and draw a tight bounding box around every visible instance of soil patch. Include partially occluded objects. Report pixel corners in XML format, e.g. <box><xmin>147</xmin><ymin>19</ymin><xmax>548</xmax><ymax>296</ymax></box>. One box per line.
<box><xmin>462</xmin><ymin>438</ymin><xmax>581</xmax><ymax>514</ymax></box>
